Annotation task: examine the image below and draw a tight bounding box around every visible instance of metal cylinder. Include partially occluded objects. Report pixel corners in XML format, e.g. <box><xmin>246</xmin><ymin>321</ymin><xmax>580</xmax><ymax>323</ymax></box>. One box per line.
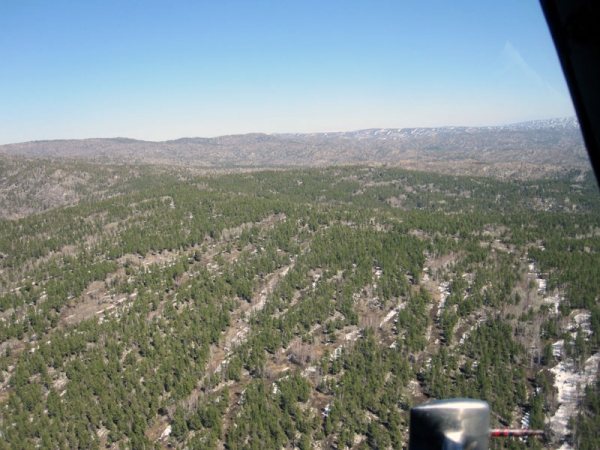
<box><xmin>409</xmin><ymin>398</ymin><xmax>491</xmax><ymax>450</ymax></box>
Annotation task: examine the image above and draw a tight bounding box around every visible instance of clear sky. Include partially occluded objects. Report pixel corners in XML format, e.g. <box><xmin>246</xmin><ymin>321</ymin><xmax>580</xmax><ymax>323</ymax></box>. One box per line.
<box><xmin>0</xmin><ymin>0</ymin><xmax>575</xmax><ymax>144</ymax></box>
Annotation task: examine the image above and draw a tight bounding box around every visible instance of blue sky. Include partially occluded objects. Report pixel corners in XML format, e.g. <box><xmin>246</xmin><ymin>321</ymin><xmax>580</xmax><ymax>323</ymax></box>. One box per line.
<box><xmin>0</xmin><ymin>0</ymin><xmax>575</xmax><ymax>143</ymax></box>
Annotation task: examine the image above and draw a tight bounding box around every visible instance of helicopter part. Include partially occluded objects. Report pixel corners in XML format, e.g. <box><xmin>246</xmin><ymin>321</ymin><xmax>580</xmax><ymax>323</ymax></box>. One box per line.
<box><xmin>409</xmin><ymin>399</ymin><xmax>543</xmax><ymax>450</ymax></box>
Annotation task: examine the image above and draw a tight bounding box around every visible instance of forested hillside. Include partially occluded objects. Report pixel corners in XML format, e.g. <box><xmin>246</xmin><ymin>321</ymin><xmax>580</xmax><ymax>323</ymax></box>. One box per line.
<box><xmin>0</xmin><ymin>164</ymin><xmax>598</xmax><ymax>449</ymax></box>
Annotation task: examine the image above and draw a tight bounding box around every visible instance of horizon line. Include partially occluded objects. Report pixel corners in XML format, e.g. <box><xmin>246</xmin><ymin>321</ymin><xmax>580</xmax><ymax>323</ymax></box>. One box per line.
<box><xmin>1</xmin><ymin>116</ymin><xmax>578</xmax><ymax>147</ymax></box>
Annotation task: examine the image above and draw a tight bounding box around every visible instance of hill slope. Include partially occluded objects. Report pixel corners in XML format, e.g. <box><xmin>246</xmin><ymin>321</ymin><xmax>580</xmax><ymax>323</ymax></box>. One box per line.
<box><xmin>0</xmin><ymin>165</ymin><xmax>598</xmax><ymax>449</ymax></box>
<box><xmin>0</xmin><ymin>117</ymin><xmax>588</xmax><ymax>168</ymax></box>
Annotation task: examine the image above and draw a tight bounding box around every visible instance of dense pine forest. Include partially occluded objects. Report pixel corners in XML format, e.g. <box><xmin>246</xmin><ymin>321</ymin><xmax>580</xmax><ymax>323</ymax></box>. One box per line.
<box><xmin>0</xmin><ymin>160</ymin><xmax>599</xmax><ymax>449</ymax></box>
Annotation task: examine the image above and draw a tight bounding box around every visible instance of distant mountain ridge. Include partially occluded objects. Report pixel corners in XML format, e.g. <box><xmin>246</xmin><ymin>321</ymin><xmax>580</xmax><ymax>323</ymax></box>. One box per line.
<box><xmin>501</xmin><ymin>116</ymin><xmax>578</xmax><ymax>130</ymax></box>
<box><xmin>279</xmin><ymin>117</ymin><xmax>580</xmax><ymax>139</ymax></box>
<box><xmin>0</xmin><ymin>117</ymin><xmax>588</xmax><ymax>168</ymax></box>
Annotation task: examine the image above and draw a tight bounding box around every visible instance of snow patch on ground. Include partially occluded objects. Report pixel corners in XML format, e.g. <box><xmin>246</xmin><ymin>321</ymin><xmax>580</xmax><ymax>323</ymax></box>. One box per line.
<box><xmin>330</xmin><ymin>346</ymin><xmax>343</xmax><ymax>361</ymax></box>
<box><xmin>536</xmin><ymin>278</ymin><xmax>547</xmax><ymax>293</ymax></box>
<box><xmin>520</xmin><ymin>412</ymin><xmax>531</xmax><ymax>441</ymax></box>
<box><xmin>528</xmin><ymin>260</ymin><xmax>549</xmax><ymax>295</ymax></box>
<box><xmin>380</xmin><ymin>308</ymin><xmax>399</xmax><ymax>328</ymax></box>
<box><xmin>552</xmin><ymin>340</ymin><xmax>564</xmax><ymax>358</ymax></box>
<box><xmin>543</xmin><ymin>294</ymin><xmax>562</xmax><ymax>315</ymax></box>
<box><xmin>459</xmin><ymin>331</ymin><xmax>470</xmax><ymax>345</ymax></box>
<box><xmin>572</xmin><ymin>312</ymin><xmax>592</xmax><ymax>337</ymax></box>
<box><xmin>548</xmin><ymin>352</ymin><xmax>600</xmax><ymax>445</ymax></box>
<box><xmin>437</xmin><ymin>282</ymin><xmax>450</xmax><ymax>318</ymax></box>
<box><xmin>214</xmin><ymin>358</ymin><xmax>229</xmax><ymax>375</ymax></box>
<box><xmin>159</xmin><ymin>425</ymin><xmax>172</xmax><ymax>440</ymax></box>
<box><xmin>303</xmin><ymin>366</ymin><xmax>318</xmax><ymax>376</ymax></box>
<box><xmin>312</xmin><ymin>273</ymin><xmax>321</xmax><ymax>289</ymax></box>
<box><xmin>345</xmin><ymin>329</ymin><xmax>362</xmax><ymax>342</ymax></box>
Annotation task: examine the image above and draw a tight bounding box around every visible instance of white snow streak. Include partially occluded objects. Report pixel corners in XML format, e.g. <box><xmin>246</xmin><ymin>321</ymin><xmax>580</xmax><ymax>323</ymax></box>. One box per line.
<box><xmin>548</xmin><ymin>353</ymin><xmax>600</xmax><ymax>446</ymax></box>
